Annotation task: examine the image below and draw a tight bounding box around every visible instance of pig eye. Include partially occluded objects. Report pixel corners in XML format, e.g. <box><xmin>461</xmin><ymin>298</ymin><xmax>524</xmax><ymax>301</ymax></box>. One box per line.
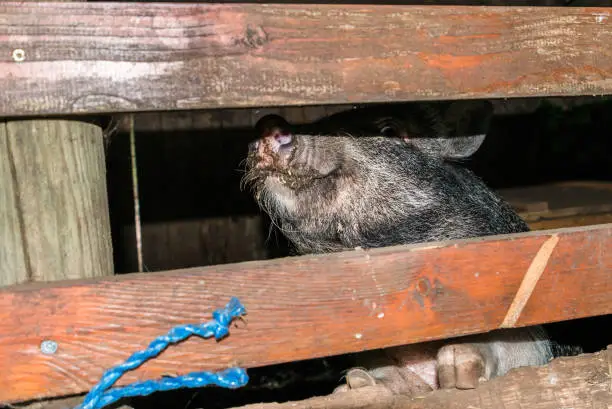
<box><xmin>380</xmin><ymin>125</ymin><xmax>399</xmax><ymax>137</ymax></box>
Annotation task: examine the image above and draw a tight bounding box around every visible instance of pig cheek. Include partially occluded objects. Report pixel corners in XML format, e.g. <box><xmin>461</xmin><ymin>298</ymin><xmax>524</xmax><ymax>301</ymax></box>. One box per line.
<box><xmin>277</xmin><ymin>148</ymin><xmax>294</xmax><ymax>170</ymax></box>
<box><xmin>264</xmin><ymin>177</ymin><xmax>298</xmax><ymax>213</ymax></box>
<box><xmin>310</xmin><ymin>149</ymin><xmax>342</xmax><ymax>177</ymax></box>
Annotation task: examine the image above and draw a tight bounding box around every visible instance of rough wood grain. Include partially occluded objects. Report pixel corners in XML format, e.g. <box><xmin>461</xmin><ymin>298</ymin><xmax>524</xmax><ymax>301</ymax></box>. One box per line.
<box><xmin>230</xmin><ymin>346</ymin><xmax>612</xmax><ymax>409</ymax></box>
<box><xmin>0</xmin><ymin>223</ymin><xmax>611</xmax><ymax>403</ymax></box>
<box><xmin>0</xmin><ymin>120</ymin><xmax>113</xmax><ymax>285</ymax></box>
<box><xmin>0</xmin><ymin>3</ymin><xmax>611</xmax><ymax>117</ymax></box>
<box><xmin>0</xmin><ymin>124</ymin><xmax>27</xmax><ymax>285</ymax></box>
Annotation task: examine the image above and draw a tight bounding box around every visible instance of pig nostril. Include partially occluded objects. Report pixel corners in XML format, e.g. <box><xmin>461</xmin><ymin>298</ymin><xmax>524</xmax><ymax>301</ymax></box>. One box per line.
<box><xmin>275</xmin><ymin>133</ymin><xmax>292</xmax><ymax>146</ymax></box>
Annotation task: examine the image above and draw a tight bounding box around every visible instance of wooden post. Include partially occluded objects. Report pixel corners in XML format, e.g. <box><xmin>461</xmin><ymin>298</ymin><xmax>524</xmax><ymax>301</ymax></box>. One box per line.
<box><xmin>0</xmin><ymin>120</ymin><xmax>113</xmax><ymax>286</ymax></box>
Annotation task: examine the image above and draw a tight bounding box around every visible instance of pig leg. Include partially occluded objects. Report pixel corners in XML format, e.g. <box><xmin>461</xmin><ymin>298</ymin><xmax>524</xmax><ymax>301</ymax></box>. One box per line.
<box><xmin>332</xmin><ymin>343</ymin><xmax>440</xmax><ymax>396</ymax></box>
<box><xmin>333</xmin><ymin>366</ymin><xmax>434</xmax><ymax>396</ymax></box>
<box><xmin>436</xmin><ymin>343</ymin><xmax>487</xmax><ymax>389</ymax></box>
<box><xmin>436</xmin><ymin>327</ymin><xmax>553</xmax><ymax>389</ymax></box>
<box><xmin>333</xmin><ymin>327</ymin><xmax>553</xmax><ymax>395</ymax></box>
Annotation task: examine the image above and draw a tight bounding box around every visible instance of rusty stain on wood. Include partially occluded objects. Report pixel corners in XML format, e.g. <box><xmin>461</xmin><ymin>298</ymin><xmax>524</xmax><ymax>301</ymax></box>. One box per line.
<box><xmin>419</xmin><ymin>53</ymin><xmax>496</xmax><ymax>71</ymax></box>
<box><xmin>0</xmin><ymin>223</ymin><xmax>610</xmax><ymax>403</ymax></box>
<box><xmin>0</xmin><ymin>3</ymin><xmax>610</xmax><ymax>117</ymax></box>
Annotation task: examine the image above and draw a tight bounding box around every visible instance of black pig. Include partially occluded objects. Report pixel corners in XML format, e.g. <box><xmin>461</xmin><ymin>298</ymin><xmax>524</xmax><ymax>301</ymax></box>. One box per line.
<box><xmin>242</xmin><ymin>101</ymin><xmax>568</xmax><ymax>395</ymax></box>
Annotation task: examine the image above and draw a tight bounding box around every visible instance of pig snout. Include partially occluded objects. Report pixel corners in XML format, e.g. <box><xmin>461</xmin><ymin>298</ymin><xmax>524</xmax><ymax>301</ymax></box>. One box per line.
<box><xmin>248</xmin><ymin>131</ymin><xmax>294</xmax><ymax>170</ymax></box>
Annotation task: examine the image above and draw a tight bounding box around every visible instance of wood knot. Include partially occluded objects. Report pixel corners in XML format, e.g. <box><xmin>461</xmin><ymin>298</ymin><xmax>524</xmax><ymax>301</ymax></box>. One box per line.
<box><xmin>412</xmin><ymin>277</ymin><xmax>446</xmax><ymax>309</ymax></box>
<box><xmin>241</xmin><ymin>25</ymin><xmax>269</xmax><ymax>49</ymax></box>
<box><xmin>416</xmin><ymin>277</ymin><xmax>431</xmax><ymax>296</ymax></box>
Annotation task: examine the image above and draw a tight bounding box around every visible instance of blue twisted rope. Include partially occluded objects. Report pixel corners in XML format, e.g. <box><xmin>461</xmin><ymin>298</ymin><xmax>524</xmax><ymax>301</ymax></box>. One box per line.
<box><xmin>75</xmin><ymin>297</ymin><xmax>248</xmax><ymax>409</ymax></box>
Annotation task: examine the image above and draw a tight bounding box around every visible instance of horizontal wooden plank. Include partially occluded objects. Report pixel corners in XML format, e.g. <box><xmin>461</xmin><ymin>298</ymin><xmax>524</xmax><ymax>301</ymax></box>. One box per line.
<box><xmin>1</xmin><ymin>223</ymin><xmax>611</xmax><ymax>403</ymax></box>
<box><xmin>0</xmin><ymin>3</ymin><xmax>611</xmax><ymax>117</ymax></box>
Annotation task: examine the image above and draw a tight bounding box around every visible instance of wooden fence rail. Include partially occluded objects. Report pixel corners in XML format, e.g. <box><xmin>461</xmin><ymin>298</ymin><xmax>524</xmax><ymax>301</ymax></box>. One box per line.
<box><xmin>1</xmin><ymin>223</ymin><xmax>611</xmax><ymax>403</ymax></box>
<box><xmin>0</xmin><ymin>3</ymin><xmax>611</xmax><ymax>117</ymax></box>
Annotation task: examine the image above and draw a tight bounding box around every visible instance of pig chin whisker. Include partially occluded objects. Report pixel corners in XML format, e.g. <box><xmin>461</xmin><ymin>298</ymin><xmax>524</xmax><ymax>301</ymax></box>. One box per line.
<box><xmin>240</xmin><ymin>167</ymin><xmax>269</xmax><ymax>192</ymax></box>
<box><xmin>237</xmin><ymin>157</ymin><xmax>248</xmax><ymax>169</ymax></box>
<box><xmin>239</xmin><ymin>174</ymin><xmax>251</xmax><ymax>192</ymax></box>
<box><xmin>256</xmin><ymin>190</ymin><xmax>303</xmax><ymax>238</ymax></box>
<box><xmin>239</xmin><ymin>172</ymin><xmax>254</xmax><ymax>192</ymax></box>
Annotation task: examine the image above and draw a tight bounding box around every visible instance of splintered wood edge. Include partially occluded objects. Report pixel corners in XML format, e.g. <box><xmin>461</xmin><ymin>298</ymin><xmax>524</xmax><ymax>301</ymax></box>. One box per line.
<box><xmin>227</xmin><ymin>346</ymin><xmax>612</xmax><ymax>409</ymax></box>
<box><xmin>0</xmin><ymin>3</ymin><xmax>611</xmax><ymax>117</ymax></box>
<box><xmin>0</xmin><ymin>223</ymin><xmax>611</xmax><ymax>403</ymax></box>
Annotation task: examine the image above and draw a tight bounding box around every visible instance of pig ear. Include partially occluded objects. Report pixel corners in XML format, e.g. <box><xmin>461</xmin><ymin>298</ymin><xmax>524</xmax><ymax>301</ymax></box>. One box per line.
<box><xmin>442</xmin><ymin>100</ymin><xmax>493</xmax><ymax>158</ymax></box>
<box><xmin>255</xmin><ymin>114</ymin><xmax>293</xmax><ymax>138</ymax></box>
<box><xmin>404</xmin><ymin>100</ymin><xmax>493</xmax><ymax>160</ymax></box>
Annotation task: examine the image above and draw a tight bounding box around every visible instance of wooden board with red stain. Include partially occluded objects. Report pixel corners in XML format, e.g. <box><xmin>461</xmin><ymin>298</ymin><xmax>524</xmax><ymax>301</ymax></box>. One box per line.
<box><xmin>0</xmin><ymin>3</ymin><xmax>611</xmax><ymax>117</ymax></box>
<box><xmin>1</xmin><ymin>224</ymin><xmax>611</xmax><ymax>403</ymax></box>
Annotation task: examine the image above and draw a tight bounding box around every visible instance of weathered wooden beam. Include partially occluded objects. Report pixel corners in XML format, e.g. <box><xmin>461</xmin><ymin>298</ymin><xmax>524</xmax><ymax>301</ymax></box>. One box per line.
<box><xmin>0</xmin><ymin>223</ymin><xmax>611</xmax><ymax>403</ymax></box>
<box><xmin>230</xmin><ymin>346</ymin><xmax>612</xmax><ymax>409</ymax></box>
<box><xmin>0</xmin><ymin>3</ymin><xmax>610</xmax><ymax>117</ymax></box>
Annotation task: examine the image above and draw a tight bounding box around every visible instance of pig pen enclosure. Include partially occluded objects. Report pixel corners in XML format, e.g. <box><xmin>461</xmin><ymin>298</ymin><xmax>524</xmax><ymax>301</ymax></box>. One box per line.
<box><xmin>1</xmin><ymin>1</ymin><xmax>612</xmax><ymax>409</ymax></box>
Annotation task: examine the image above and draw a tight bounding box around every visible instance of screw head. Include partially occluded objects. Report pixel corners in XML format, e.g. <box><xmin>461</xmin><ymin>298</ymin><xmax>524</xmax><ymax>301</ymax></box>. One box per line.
<box><xmin>40</xmin><ymin>340</ymin><xmax>58</xmax><ymax>355</ymax></box>
<box><xmin>12</xmin><ymin>49</ymin><xmax>25</xmax><ymax>62</ymax></box>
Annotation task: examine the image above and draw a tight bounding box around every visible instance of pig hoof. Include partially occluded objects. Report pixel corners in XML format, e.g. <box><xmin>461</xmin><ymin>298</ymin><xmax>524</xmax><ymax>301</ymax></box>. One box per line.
<box><xmin>346</xmin><ymin>368</ymin><xmax>378</xmax><ymax>389</ymax></box>
<box><xmin>333</xmin><ymin>368</ymin><xmax>377</xmax><ymax>394</ymax></box>
<box><xmin>437</xmin><ymin>344</ymin><xmax>486</xmax><ymax>390</ymax></box>
<box><xmin>334</xmin><ymin>366</ymin><xmax>433</xmax><ymax>396</ymax></box>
